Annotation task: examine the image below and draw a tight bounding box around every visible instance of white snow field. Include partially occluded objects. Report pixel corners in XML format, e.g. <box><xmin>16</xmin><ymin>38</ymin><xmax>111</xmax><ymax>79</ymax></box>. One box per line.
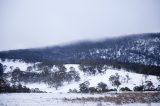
<box><xmin>0</xmin><ymin>93</ymin><xmax>160</xmax><ymax>106</ymax></box>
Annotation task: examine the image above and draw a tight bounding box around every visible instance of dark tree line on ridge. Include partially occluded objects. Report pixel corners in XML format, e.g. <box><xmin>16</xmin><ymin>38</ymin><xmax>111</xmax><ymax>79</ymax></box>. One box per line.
<box><xmin>79</xmin><ymin>59</ymin><xmax>160</xmax><ymax>76</ymax></box>
<box><xmin>0</xmin><ymin>33</ymin><xmax>160</xmax><ymax>66</ymax></box>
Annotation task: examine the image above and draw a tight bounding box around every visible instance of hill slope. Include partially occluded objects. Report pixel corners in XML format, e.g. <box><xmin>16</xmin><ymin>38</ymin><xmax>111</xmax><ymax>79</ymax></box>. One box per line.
<box><xmin>0</xmin><ymin>60</ymin><xmax>159</xmax><ymax>93</ymax></box>
<box><xmin>0</xmin><ymin>33</ymin><xmax>160</xmax><ymax>66</ymax></box>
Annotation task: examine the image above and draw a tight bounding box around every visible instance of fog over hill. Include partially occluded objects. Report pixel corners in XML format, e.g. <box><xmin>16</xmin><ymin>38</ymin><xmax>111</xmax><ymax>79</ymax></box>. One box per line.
<box><xmin>0</xmin><ymin>33</ymin><xmax>160</xmax><ymax>66</ymax></box>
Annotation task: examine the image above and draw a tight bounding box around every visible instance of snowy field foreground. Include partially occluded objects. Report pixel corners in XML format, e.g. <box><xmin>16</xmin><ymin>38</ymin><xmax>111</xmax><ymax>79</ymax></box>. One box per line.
<box><xmin>0</xmin><ymin>93</ymin><xmax>160</xmax><ymax>106</ymax></box>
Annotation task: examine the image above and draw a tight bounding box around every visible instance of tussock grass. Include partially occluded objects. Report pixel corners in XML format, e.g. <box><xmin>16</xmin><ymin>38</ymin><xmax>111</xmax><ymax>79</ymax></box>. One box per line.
<box><xmin>64</xmin><ymin>92</ymin><xmax>160</xmax><ymax>104</ymax></box>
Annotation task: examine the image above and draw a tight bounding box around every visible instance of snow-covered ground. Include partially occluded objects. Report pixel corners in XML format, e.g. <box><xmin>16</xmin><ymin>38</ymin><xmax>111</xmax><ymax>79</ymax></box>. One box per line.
<box><xmin>1</xmin><ymin>59</ymin><xmax>159</xmax><ymax>93</ymax></box>
<box><xmin>1</xmin><ymin>60</ymin><xmax>160</xmax><ymax>106</ymax></box>
<box><xmin>25</xmin><ymin>67</ymin><xmax>159</xmax><ymax>93</ymax></box>
<box><xmin>0</xmin><ymin>93</ymin><xmax>160</xmax><ymax>106</ymax></box>
<box><xmin>24</xmin><ymin>69</ymin><xmax>159</xmax><ymax>93</ymax></box>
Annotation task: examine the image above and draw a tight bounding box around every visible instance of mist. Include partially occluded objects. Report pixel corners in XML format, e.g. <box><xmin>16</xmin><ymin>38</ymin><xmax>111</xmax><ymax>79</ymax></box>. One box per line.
<box><xmin>0</xmin><ymin>0</ymin><xmax>160</xmax><ymax>51</ymax></box>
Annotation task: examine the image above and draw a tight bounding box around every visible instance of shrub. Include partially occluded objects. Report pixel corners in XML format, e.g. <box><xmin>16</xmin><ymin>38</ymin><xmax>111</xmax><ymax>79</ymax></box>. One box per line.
<box><xmin>79</xmin><ymin>81</ymin><xmax>90</xmax><ymax>93</ymax></box>
<box><xmin>89</xmin><ymin>87</ymin><xmax>97</xmax><ymax>93</ymax></box>
<box><xmin>97</xmin><ymin>82</ymin><xmax>107</xmax><ymax>92</ymax></box>
<box><xmin>143</xmin><ymin>81</ymin><xmax>155</xmax><ymax>91</ymax></box>
<box><xmin>68</xmin><ymin>89</ymin><xmax>78</xmax><ymax>93</ymax></box>
<box><xmin>120</xmin><ymin>87</ymin><xmax>131</xmax><ymax>91</ymax></box>
<box><xmin>156</xmin><ymin>85</ymin><xmax>160</xmax><ymax>91</ymax></box>
<box><xmin>133</xmin><ymin>85</ymin><xmax>144</xmax><ymax>91</ymax></box>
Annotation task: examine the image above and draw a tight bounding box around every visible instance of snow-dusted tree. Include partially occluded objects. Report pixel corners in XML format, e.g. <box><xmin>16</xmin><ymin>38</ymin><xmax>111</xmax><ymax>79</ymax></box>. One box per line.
<box><xmin>120</xmin><ymin>87</ymin><xmax>131</xmax><ymax>91</ymax></box>
<box><xmin>157</xmin><ymin>76</ymin><xmax>160</xmax><ymax>84</ymax></box>
<box><xmin>133</xmin><ymin>85</ymin><xmax>144</xmax><ymax>91</ymax></box>
<box><xmin>88</xmin><ymin>87</ymin><xmax>97</xmax><ymax>93</ymax></box>
<box><xmin>10</xmin><ymin>66</ymin><xmax>13</xmax><ymax>71</ymax></box>
<box><xmin>69</xmin><ymin>67</ymin><xmax>76</xmax><ymax>72</ymax></box>
<box><xmin>2</xmin><ymin>65</ymin><xmax>7</xmax><ymax>73</ymax></box>
<box><xmin>0</xmin><ymin>63</ymin><xmax>3</xmax><ymax>77</ymax></box>
<box><xmin>57</xmin><ymin>65</ymin><xmax>67</xmax><ymax>72</ymax></box>
<box><xmin>67</xmin><ymin>71</ymin><xmax>80</xmax><ymax>83</ymax></box>
<box><xmin>11</xmin><ymin>68</ymin><xmax>21</xmax><ymax>85</ymax></box>
<box><xmin>79</xmin><ymin>81</ymin><xmax>90</xmax><ymax>93</ymax></box>
<box><xmin>125</xmin><ymin>74</ymin><xmax>130</xmax><ymax>83</ymax></box>
<box><xmin>65</xmin><ymin>73</ymin><xmax>73</xmax><ymax>84</ymax></box>
<box><xmin>96</xmin><ymin>64</ymin><xmax>104</xmax><ymax>74</ymax></box>
<box><xmin>143</xmin><ymin>74</ymin><xmax>149</xmax><ymax>81</ymax></box>
<box><xmin>109</xmin><ymin>73</ymin><xmax>121</xmax><ymax>90</ymax></box>
<box><xmin>26</xmin><ymin>66</ymin><xmax>33</xmax><ymax>72</ymax></box>
<box><xmin>144</xmin><ymin>81</ymin><xmax>155</xmax><ymax>91</ymax></box>
<box><xmin>42</xmin><ymin>66</ymin><xmax>52</xmax><ymax>76</ymax></box>
<box><xmin>97</xmin><ymin>82</ymin><xmax>107</xmax><ymax>92</ymax></box>
<box><xmin>66</xmin><ymin>67</ymin><xmax>80</xmax><ymax>83</ymax></box>
<box><xmin>48</xmin><ymin>71</ymin><xmax>64</xmax><ymax>90</ymax></box>
<box><xmin>79</xmin><ymin>64</ymin><xmax>96</xmax><ymax>75</ymax></box>
<box><xmin>53</xmin><ymin>82</ymin><xmax>62</xmax><ymax>90</ymax></box>
<box><xmin>156</xmin><ymin>85</ymin><xmax>160</xmax><ymax>91</ymax></box>
<box><xmin>68</xmin><ymin>88</ymin><xmax>78</xmax><ymax>93</ymax></box>
<box><xmin>114</xmin><ymin>80</ymin><xmax>121</xmax><ymax>90</ymax></box>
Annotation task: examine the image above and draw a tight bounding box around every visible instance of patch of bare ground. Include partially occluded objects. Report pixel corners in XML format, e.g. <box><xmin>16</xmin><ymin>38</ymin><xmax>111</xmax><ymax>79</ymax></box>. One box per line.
<box><xmin>63</xmin><ymin>92</ymin><xmax>160</xmax><ymax>104</ymax></box>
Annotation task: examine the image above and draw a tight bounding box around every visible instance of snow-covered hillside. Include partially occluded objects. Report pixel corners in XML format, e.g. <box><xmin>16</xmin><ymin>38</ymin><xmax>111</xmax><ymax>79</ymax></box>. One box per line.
<box><xmin>25</xmin><ymin>68</ymin><xmax>159</xmax><ymax>93</ymax></box>
<box><xmin>1</xmin><ymin>60</ymin><xmax>159</xmax><ymax>93</ymax></box>
<box><xmin>1</xmin><ymin>33</ymin><xmax>160</xmax><ymax>67</ymax></box>
<box><xmin>0</xmin><ymin>59</ymin><xmax>38</xmax><ymax>73</ymax></box>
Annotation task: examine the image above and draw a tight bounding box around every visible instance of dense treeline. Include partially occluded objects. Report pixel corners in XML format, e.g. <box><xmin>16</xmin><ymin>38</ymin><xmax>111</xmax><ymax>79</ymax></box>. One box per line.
<box><xmin>1</xmin><ymin>57</ymin><xmax>160</xmax><ymax>77</ymax></box>
<box><xmin>0</xmin><ymin>63</ymin><xmax>3</xmax><ymax>77</ymax></box>
<box><xmin>0</xmin><ymin>33</ymin><xmax>160</xmax><ymax>65</ymax></box>
<box><xmin>0</xmin><ymin>78</ymin><xmax>30</xmax><ymax>93</ymax></box>
<box><xmin>0</xmin><ymin>65</ymin><xmax>31</xmax><ymax>93</ymax></box>
<box><xmin>0</xmin><ymin>78</ymin><xmax>43</xmax><ymax>93</ymax></box>
<box><xmin>0</xmin><ymin>78</ymin><xmax>45</xmax><ymax>93</ymax></box>
<box><xmin>69</xmin><ymin>80</ymin><xmax>160</xmax><ymax>94</ymax></box>
<box><xmin>0</xmin><ymin>33</ymin><xmax>160</xmax><ymax>77</ymax></box>
<box><xmin>79</xmin><ymin>59</ymin><xmax>160</xmax><ymax>76</ymax></box>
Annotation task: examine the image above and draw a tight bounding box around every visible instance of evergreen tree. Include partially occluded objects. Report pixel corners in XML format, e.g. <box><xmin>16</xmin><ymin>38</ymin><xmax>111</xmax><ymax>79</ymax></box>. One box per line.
<box><xmin>0</xmin><ymin>63</ymin><xmax>3</xmax><ymax>77</ymax></box>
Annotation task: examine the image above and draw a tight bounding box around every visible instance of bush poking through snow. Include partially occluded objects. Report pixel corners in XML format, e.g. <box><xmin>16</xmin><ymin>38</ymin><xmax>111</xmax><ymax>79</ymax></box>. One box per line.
<box><xmin>97</xmin><ymin>82</ymin><xmax>107</xmax><ymax>92</ymax></box>
<box><xmin>120</xmin><ymin>87</ymin><xmax>132</xmax><ymax>91</ymax></box>
<box><xmin>79</xmin><ymin>81</ymin><xmax>90</xmax><ymax>93</ymax></box>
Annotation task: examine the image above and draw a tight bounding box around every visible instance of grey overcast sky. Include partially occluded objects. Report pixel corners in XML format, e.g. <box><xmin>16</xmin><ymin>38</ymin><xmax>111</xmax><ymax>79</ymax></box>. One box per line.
<box><xmin>0</xmin><ymin>0</ymin><xmax>160</xmax><ymax>51</ymax></box>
